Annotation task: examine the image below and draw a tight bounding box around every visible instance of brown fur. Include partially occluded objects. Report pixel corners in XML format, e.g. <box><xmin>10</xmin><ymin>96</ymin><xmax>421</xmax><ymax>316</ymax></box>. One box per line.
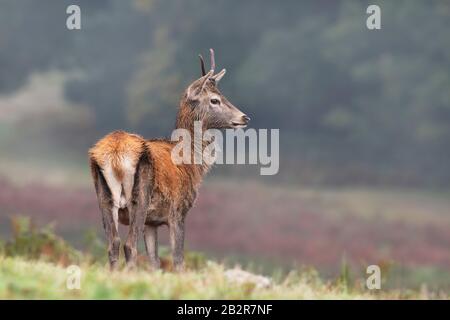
<box><xmin>89</xmin><ymin>51</ymin><xmax>249</xmax><ymax>271</ymax></box>
<box><xmin>89</xmin><ymin>131</ymin><xmax>144</xmax><ymax>181</ymax></box>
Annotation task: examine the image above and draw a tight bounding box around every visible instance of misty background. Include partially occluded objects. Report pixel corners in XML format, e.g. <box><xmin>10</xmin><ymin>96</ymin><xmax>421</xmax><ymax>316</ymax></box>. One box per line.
<box><xmin>1</xmin><ymin>0</ymin><xmax>450</xmax><ymax>290</ymax></box>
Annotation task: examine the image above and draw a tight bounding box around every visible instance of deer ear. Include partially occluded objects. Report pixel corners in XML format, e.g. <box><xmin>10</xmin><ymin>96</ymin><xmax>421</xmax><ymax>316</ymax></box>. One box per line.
<box><xmin>211</xmin><ymin>69</ymin><xmax>226</xmax><ymax>83</ymax></box>
<box><xmin>187</xmin><ymin>70</ymin><xmax>214</xmax><ymax>100</ymax></box>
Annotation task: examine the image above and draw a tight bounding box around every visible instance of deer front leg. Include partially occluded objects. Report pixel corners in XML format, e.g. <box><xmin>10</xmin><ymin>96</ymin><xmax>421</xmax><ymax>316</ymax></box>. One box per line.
<box><xmin>169</xmin><ymin>217</ymin><xmax>185</xmax><ymax>272</ymax></box>
<box><xmin>144</xmin><ymin>224</ymin><xmax>160</xmax><ymax>270</ymax></box>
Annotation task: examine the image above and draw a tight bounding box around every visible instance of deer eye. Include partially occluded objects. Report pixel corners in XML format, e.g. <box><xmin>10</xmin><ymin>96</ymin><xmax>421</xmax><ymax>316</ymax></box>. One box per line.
<box><xmin>210</xmin><ymin>98</ymin><xmax>220</xmax><ymax>105</ymax></box>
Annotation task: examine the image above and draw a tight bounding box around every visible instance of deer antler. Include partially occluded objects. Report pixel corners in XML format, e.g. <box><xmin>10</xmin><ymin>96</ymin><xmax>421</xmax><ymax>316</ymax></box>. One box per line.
<box><xmin>198</xmin><ymin>54</ymin><xmax>206</xmax><ymax>76</ymax></box>
<box><xmin>209</xmin><ymin>48</ymin><xmax>215</xmax><ymax>73</ymax></box>
<box><xmin>198</xmin><ymin>49</ymin><xmax>216</xmax><ymax>77</ymax></box>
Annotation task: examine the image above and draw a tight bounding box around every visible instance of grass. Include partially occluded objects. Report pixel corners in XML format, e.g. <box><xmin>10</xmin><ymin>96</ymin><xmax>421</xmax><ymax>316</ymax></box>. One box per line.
<box><xmin>0</xmin><ymin>255</ymin><xmax>419</xmax><ymax>300</ymax></box>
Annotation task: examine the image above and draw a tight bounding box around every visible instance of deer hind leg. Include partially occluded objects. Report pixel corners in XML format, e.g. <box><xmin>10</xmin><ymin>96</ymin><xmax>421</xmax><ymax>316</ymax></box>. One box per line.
<box><xmin>124</xmin><ymin>152</ymin><xmax>151</xmax><ymax>269</ymax></box>
<box><xmin>90</xmin><ymin>161</ymin><xmax>121</xmax><ymax>270</ymax></box>
<box><xmin>102</xmin><ymin>163</ymin><xmax>123</xmax><ymax>232</ymax></box>
<box><xmin>144</xmin><ymin>224</ymin><xmax>160</xmax><ymax>270</ymax></box>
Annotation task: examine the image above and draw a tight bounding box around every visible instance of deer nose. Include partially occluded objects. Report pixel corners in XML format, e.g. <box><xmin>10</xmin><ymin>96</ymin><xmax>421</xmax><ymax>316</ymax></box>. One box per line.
<box><xmin>242</xmin><ymin>115</ymin><xmax>251</xmax><ymax>123</ymax></box>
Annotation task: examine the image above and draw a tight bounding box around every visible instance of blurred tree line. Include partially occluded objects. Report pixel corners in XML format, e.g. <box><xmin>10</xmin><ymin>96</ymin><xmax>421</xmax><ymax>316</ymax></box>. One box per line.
<box><xmin>0</xmin><ymin>0</ymin><xmax>449</xmax><ymax>186</ymax></box>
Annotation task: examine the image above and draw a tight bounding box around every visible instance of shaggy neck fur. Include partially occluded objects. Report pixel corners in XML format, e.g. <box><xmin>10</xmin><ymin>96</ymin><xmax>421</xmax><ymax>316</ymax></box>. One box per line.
<box><xmin>175</xmin><ymin>97</ymin><xmax>212</xmax><ymax>175</ymax></box>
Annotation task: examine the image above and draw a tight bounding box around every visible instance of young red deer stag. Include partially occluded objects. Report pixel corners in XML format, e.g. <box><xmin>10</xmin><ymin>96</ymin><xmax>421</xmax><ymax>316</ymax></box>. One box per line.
<box><xmin>89</xmin><ymin>49</ymin><xmax>249</xmax><ymax>271</ymax></box>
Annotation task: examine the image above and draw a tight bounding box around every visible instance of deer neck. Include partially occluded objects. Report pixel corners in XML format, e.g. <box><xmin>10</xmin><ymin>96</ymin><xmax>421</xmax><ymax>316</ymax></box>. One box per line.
<box><xmin>175</xmin><ymin>107</ymin><xmax>212</xmax><ymax>175</ymax></box>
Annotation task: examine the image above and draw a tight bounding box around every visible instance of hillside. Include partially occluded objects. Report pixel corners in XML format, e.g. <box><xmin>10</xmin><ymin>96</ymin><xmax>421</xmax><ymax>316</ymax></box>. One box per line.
<box><xmin>0</xmin><ymin>215</ymin><xmax>443</xmax><ymax>299</ymax></box>
<box><xmin>1</xmin><ymin>176</ymin><xmax>450</xmax><ymax>292</ymax></box>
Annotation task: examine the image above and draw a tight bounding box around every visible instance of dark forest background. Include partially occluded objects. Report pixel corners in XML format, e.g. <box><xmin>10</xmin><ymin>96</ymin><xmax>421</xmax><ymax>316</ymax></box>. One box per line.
<box><xmin>1</xmin><ymin>0</ymin><xmax>449</xmax><ymax>187</ymax></box>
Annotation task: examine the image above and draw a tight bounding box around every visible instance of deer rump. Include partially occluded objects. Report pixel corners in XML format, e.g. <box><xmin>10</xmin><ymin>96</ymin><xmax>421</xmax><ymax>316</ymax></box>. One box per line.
<box><xmin>89</xmin><ymin>132</ymin><xmax>153</xmax><ymax>227</ymax></box>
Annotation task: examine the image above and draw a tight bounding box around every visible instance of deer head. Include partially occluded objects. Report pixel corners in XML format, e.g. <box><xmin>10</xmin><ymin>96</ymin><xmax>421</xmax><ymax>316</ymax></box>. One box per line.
<box><xmin>177</xmin><ymin>49</ymin><xmax>250</xmax><ymax>130</ymax></box>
